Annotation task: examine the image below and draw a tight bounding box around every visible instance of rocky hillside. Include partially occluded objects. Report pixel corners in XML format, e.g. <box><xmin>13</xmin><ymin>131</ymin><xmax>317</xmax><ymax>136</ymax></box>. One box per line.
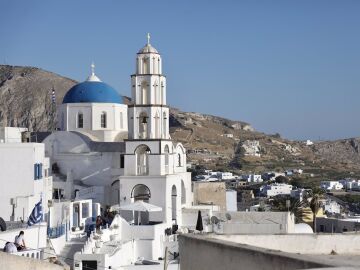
<box><xmin>0</xmin><ymin>65</ymin><xmax>76</xmax><ymax>131</ymax></box>
<box><xmin>1</xmin><ymin>65</ymin><xmax>359</xmax><ymax>182</ymax></box>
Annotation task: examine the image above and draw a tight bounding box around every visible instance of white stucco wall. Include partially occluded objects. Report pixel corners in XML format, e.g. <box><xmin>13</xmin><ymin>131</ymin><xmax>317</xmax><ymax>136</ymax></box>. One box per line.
<box><xmin>0</xmin><ymin>222</ymin><xmax>47</xmax><ymax>249</ymax></box>
<box><xmin>0</xmin><ymin>143</ymin><xmax>52</xmax><ymax>222</ymax></box>
<box><xmin>59</xmin><ymin>103</ymin><xmax>128</xmax><ymax>142</ymax></box>
<box><xmin>0</xmin><ymin>127</ymin><xmax>27</xmax><ymax>143</ymax></box>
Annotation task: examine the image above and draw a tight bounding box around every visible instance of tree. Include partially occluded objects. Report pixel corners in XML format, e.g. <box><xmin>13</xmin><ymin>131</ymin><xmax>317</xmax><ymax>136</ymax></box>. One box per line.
<box><xmin>271</xmin><ymin>196</ymin><xmax>307</xmax><ymax>223</ymax></box>
<box><xmin>275</xmin><ymin>175</ymin><xmax>289</xmax><ymax>184</ymax></box>
<box><xmin>306</xmin><ymin>188</ymin><xmax>324</xmax><ymax>232</ymax></box>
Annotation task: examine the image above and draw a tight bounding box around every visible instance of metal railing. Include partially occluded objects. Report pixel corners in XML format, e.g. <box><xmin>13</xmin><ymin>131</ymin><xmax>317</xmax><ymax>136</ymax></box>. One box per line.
<box><xmin>47</xmin><ymin>224</ymin><xmax>66</xmax><ymax>239</ymax></box>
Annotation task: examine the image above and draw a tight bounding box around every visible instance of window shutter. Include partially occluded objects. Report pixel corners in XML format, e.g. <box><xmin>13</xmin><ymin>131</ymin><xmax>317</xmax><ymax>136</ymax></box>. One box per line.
<box><xmin>36</xmin><ymin>163</ymin><xmax>40</xmax><ymax>180</ymax></box>
<box><xmin>34</xmin><ymin>164</ymin><xmax>37</xmax><ymax>180</ymax></box>
<box><xmin>39</xmin><ymin>163</ymin><xmax>43</xmax><ymax>178</ymax></box>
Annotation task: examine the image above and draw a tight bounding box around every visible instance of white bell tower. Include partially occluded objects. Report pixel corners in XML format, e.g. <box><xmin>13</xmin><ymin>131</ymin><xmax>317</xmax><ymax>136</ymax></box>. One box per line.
<box><xmin>120</xmin><ymin>35</ymin><xmax>193</xmax><ymax>228</ymax></box>
<box><xmin>128</xmin><ymin>33</ymin><xmax>169</xmax><ymax>140</ymax></box>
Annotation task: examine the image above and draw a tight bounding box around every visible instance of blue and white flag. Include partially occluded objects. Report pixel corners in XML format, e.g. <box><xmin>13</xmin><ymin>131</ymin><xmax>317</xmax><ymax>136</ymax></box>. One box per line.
<box><xmin>27</xmin><ymin>199</ymin><xmax>43</xmax><ymax>226</ymax></box>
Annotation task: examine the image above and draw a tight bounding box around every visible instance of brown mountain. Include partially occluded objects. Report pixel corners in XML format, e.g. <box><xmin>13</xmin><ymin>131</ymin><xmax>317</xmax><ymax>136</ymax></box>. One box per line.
<box><xmin>1</xmin><ymin>65</ymin><xmax>359</xmax><ymax>185</ymax></box>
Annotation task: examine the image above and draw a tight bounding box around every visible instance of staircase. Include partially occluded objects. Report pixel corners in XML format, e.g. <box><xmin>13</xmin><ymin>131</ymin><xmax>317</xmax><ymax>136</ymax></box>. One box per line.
<box><xmin>57</xmin><ymin>236</ymin><xmax>87</xmax><ymax>269</ymax></box>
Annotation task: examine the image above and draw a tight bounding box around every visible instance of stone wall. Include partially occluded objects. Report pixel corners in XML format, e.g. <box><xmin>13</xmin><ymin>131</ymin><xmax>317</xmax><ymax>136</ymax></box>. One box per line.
<box><xmin>193</xmin><ymin>182</ymin><xmax>226</xmax><ymax>211</ymax></box>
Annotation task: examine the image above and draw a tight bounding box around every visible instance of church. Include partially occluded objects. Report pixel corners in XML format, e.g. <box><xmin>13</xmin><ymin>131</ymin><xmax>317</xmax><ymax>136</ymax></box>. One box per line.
<box><xmin>43</xmin><ymin>35</ymin><xmax>193</xmax><ymax>227</ymax></box>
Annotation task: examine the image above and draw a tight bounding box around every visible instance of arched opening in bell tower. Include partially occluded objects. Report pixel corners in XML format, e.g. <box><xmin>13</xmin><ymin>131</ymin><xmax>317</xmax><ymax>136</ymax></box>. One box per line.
<box><xmin>143</xmin><ymin>58</ymin><xmax>149</xmax><ymax>74</ymax></box>
<box><xmin>138</xmin><ymin>112</ymin><xmax>148</xmax><ymax>139</ymax></box>
<box><xmin>135</xmin><ymin>144</ymin><xmax>151</xmax><ymax>175</ymax></box>
<box><xmin>131</xmin><ymin>184</ymin><xmax>151</xmax><ymax>225</ymax></box>
<box><xmin>181</xmin><ymin>180</ymin><xmax>186</xmax><ymax>205</ymax></box>
<box><xmin>141</xmin><ymin>81</ymin><xmax>148</xmax><ymax>104</ymax></box>
<box><xmin>164</xmin><ymin>145</ymin><xmax>169</xmax><ymax>174</ymax></box>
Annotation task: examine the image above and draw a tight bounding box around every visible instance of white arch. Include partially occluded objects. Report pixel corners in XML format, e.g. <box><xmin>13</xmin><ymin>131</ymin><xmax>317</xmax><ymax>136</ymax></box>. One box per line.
<box><xmin>135</xmin><ymin>144</ymin><xmax>151</xmax><ymax>175</ymax></box>
<box><xmin>181</xmin><ymin>180</ymin><xmax>186</xmax><ymax>205</ymax></box>
<box><xmin>164</xmin><ymin>145</ymin><xmax>169</xmax><ymax>174</ymax></box>
<box><xmin>138</xmin><ymin>112</ymin><xmax>148</xmax><ymax>139</ymax></box>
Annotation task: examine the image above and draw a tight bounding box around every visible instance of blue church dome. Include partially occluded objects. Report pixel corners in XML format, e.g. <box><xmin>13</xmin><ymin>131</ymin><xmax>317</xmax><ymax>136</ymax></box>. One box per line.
<box><xmin>63</xmin><ymin>63</ymin><xmax>123</xmax><ymax>104</ymax></box>
<box><xmin>63</xmin><ymin>81</ymin><xmax>123</xmax><ymax>104</ymax></box>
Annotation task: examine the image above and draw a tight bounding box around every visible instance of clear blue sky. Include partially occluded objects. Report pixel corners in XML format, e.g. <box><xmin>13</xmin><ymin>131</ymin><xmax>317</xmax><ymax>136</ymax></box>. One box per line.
<box><xmin>1</xmin><ymin>0</ymin><xmax>359</xmax><ymax>140</ymax></box>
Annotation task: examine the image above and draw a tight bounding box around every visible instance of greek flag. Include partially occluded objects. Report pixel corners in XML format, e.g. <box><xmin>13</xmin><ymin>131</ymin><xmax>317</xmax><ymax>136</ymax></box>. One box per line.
<box><xmin>27</xmin><ymin>200</ymin><xmax>43</xmax><ymax>226</ymax></box>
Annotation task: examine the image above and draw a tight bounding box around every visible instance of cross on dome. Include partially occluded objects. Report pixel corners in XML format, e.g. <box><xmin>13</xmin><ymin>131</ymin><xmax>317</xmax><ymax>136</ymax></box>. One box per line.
<box><xmin>138</xmin><ymin>33</ymin><xmax>158</xmax><ymax>54</ymax></box>
<box><xmin>91</xmin><ymin>62</ymin><xmax>95</xmax><ymax>76</ymax></box>
<box><xmin>87</xmin><ymin>62</ymin><xmax>101</xmax><ymax>82</ymax></box>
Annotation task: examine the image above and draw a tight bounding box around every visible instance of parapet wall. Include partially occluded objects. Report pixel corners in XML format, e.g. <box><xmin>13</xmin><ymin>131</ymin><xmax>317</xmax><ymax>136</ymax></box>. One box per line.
<box><xmin>179</xmin><ymin>234</ymin><xmax>332</xmax><ymax>270</ymax></box>
<box><xmin>0</xmin><ymin>252</ymin><xmax>64</xmax><ymax>270</ymax></box>
<box><xmin>210</xmin><ymin>234</ymin><xmax>360</xmax><ymax>255</ymax></box>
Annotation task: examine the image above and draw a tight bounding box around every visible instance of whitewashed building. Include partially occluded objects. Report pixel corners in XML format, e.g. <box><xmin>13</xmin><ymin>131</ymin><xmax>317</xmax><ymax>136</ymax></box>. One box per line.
<box><xmin>323</xmin><ymin>200</ymin><xmax>341</xmax><ymax>215</ymax></box>
<box><xmin>242</xmin><ymin>140</ymin><xmax>261</xmax><ymax>157</ymax></box>
<box><xmin>59</xmin><ymin>36</ymin><xmax>193</xmax><ymax>269</ymax></box>
<box><xmin>245</xmin><ymin>174</ymin><xmax>263</xmax><ymax>183</ymax></box>
<box><xmin>0</xmin><ymin>127</ymin><xmax>52</xmax><ymax>222</ymax></box>
<box><xmin>320</xmin><ymin>181</ymin><xmax>343</xmax><ymax>191</ymax></box>
<box><xmin>261</xmin><ymin>183</ymin><xmax>293</xmax><ymax>197</ymax></box>
<box><xmin>43</xmin><ymin>64</ymin><xmax>128</xmax><ymax>207</ymax></box>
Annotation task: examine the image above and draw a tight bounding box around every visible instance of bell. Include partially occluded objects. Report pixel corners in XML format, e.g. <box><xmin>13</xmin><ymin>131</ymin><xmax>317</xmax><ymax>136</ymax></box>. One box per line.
<box><xmin>142</xmin><ymin>117</ymin><xmax>147</xmax><ymax>124</ymax></box>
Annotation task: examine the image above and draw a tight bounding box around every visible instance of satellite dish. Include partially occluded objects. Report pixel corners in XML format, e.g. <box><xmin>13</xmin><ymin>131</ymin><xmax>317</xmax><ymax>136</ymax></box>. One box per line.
<box><xmin>210</xmin><ymin>216</ymin><xmax>219</xmax><ymax>225</ymax></box>
<box><xmin>225</xmin><ymin>213</ymin><xmax>232</xmax><ymax>221</ymax></box>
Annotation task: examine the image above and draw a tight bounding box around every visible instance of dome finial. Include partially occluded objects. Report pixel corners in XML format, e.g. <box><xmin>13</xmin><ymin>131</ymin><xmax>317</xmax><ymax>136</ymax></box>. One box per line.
<box><xmin>86</xmin><ymin>61</ymin><xmax>101</xmax><ymax>82</ymax></box>
<box><xmin>91</xmin><ymin>61</ymin><xmax>95</xmax><ymax>76</ymax></box>
<box><xmin>147</xmin><ymin>33</ymin><xmax>151</xmax><ymax>45</ymax></box>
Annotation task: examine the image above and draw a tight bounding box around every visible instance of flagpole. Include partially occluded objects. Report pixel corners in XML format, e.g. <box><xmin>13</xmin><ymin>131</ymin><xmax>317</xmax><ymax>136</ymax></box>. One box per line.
<box><xmin>37</xmin><ymin>193</ymin><xmax>43</xmax><ymax>250</ymax></box>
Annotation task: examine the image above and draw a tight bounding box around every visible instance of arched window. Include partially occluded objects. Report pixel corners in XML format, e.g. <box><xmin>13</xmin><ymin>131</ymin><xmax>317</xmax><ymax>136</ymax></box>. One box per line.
<box><xmin>101</xmin><ymin>112</ymin><xmax>107</xmax><ymax>128</ymax></box>
<box><xmin>143</xmin><ymin>58</ymin><xmax>149</xmax><ymax>74</ymax></box>
<box><xmin>135</xmin><ymin>145</ymin><xmax>151</xmax><ymax>175</ymax></box>
<box><xmin>139</xmin><ymin>112</ymin><xmax>148</xmax><ymax>139</ymax></box>
<box><xmin>181</xmin><ymin>180</ymin><xmax>186</xmax><ymax>205</ymax></box>
<box><xmin>177</xmin><ymin>153</ymin><xmax>182</xmax><ymax>167</ymax></box>
<box><xmin>164</xmin><ymin>145</ymin><xmax>169</xmax><ymax>174</ymax></box>
<box><xmin>77</xmin><ymin>112</ymin><xmax>83</xmax><ymax>128</ymax></box>
<box><xmin>141</xmin><ymin>81</ymin><xmax>148</xmax><ymax>104</ymax></box>
<box><xmin>131</xmin><ymin>184</ymin><xmax>151</xmax><ymax>202</ymax></box>
<box><xmin>162</xmin><ymin>112</ymin><xmax>167</xmax><ymax>138</ymax></box>
<box><xmin>172</xmin><ymin>185</ymin><xmax>177</xmax><ymax>223</ymax></box>
<box><xmin>120</xmin><ymin>112</ymin><xmax>123</xmax><ymax>129</ymax></box>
